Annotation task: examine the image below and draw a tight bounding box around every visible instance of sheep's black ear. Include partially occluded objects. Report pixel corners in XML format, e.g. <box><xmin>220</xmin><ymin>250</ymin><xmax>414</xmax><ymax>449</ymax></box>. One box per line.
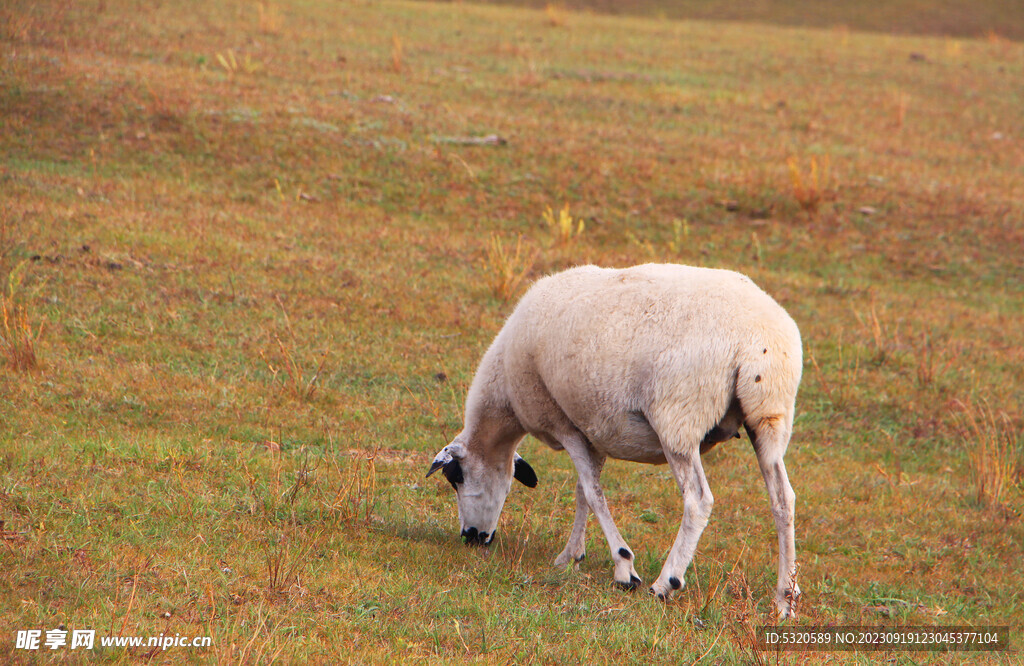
<box><xmin>441</xmin><ymin>459</ymin><xmax>464</xmax><ymax>490</ymax></box>
<box><xmin>513</xmin><ymin>456</ymin><xmax>538</xmax><ymax>488</ymax></box>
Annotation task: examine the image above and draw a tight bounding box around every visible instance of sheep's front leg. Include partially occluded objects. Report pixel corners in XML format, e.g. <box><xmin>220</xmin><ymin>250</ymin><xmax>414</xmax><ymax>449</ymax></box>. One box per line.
<box><xmin>650</xmin><ymin>448</ymin><xmax>714</xmax><ymax>600</ymax></box>
<box><xmin>554</xmin><ymin>475</ymin><xmax>595</xmax><ymax>567</ymax></box>
<box><xmin>560</xmin><ymin>435</ymin><xmax>641</xmax><ymax>588</ymax></box>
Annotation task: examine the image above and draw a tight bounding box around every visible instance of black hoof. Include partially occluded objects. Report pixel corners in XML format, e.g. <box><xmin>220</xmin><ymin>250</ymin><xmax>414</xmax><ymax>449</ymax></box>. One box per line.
<box><xmin>615</xmin><ymin>574</ymin><xmax>642</xmax><ymax>591</ymax></box>
<box><xmin>648</xmin><ymin>586</ymin><xmax>668</xmax><ymax>601</ymax></box>
<box><xmin>575</xmin><ymin>554</ymin><xmax>586</xmax><ymax>563</ymax></box>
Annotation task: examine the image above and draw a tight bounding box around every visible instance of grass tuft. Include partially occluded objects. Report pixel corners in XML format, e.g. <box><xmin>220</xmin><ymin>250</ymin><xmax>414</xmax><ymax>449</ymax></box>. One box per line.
<box><xmin>321</xmin><ymin>450</ymin><xmax>378</xmax><ymax>526</ymax></box>
<box><xmin>260</xmin><ymin>338</ymin><xmax>330</xmax><ymax>402</ymax></box>
<box><xmin>257</xmin><ymin>2</ymin><xmax>283</xmax><ymax>35</ymax></box>
<box><xmin>484</xmin><ymin>234</ymin><xmax>537</xmax><ymax>302</ymax></box>
<box><xmin>0</xmin><ymin>262</ymin><xmax>41</xmax><ymax>372</ymax></box>
<box><xmin>786</xmin><ymin>155</ymin><xmax>832</xmax><ymax>215</ymax></box>
<box><xmin>852</xmin><ymin>297</ymin><xmax>895</xmax><ymax>364</ymax></box>
<box><xmin>912</xmin><ymin>330</ymin><xmax>956</xmax><ymax>389</ymax></box>
<box><xmin>216</xmin><ymin>49</ymin><xmax>261</xmax><ymax>77</ymax></box>
<box><xmin>0</xmin><ymin>297</ymin><xmax>38</xmax><ymax>371</ymax></box>
<box><xmin>258</xmin><ymin>298</ymin><xmax>331</xmax><ymax>402</ymax></box>
<box><xmin>952</xmin><ymin>399</ymin><xmax>1021</xmax><ymax>507</ymax></box>
<box><xmin>543</xmin><ymin>203</ymin><xmax>585</xmax><ymax>245</ymax></box>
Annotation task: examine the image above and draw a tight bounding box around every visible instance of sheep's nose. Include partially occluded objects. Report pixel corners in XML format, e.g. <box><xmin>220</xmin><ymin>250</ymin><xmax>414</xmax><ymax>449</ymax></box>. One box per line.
<box><xmin>461</xmin><ymin>527</ymin><xmax>492</xmax><ymax>546</ymax></box>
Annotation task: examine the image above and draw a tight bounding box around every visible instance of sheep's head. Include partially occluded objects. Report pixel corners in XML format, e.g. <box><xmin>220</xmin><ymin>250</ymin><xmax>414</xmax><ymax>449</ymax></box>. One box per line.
<box><xmin>426</xmin><ymin>441</ymin><xmax>537</xmax><ymax>546</ymax></box>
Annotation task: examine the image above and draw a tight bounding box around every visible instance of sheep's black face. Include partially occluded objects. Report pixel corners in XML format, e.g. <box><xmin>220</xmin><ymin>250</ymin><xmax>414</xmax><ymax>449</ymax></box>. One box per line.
<box><xmin>427</xmin><ymin>441</ymin><xmax>538</xmax><ymax>549</ymax></box>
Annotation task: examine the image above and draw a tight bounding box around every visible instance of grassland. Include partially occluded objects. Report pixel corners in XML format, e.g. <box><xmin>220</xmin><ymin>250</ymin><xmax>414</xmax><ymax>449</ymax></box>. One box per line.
<box><xmin>1</xmin><ymin>0</ymin><xmax>1022</xmax><ymax>662</ymax></box>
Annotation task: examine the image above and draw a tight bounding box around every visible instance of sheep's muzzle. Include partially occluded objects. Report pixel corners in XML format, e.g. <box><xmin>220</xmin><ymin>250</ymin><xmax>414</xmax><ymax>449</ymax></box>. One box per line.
<box><xmin>461</xmin><ymin>527</ymin><xmax>492</xmax><ymax>546</ymax></box>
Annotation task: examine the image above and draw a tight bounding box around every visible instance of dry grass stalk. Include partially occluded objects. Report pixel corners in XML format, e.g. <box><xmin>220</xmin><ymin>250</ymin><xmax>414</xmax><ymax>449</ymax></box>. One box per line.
<box><xmin>545</xmin><ymin>3</ymin><xmax>568</xmax><ymax>27</ymax></box>
<box><xmin>391</xmin><ymin>33</ymin><xmax>404</xmax><ymax>73</ymax></box>
<box><xmin>808</xmin><ymin>336</ymin><xmax>860</xmax><ymax>410</ymax></box>
<box><xmin>786</xmin><ymin>155</ymin><xmax>831</xmax><ymax>214</ymax></box>
<box><xmin>259</xmin><ymin>299</ymin><xmax>330</xmax><ymax>401</ymax></box>
<box><xmin>259</xmin><ymin>338</ymin><xmax>328</xmax><ymax>401</ymax></box>
<box><xmin>0</xmin><ymin>5</ymin><xmax>57</xmax><ymax>43</ymax></box>
<box><xmin>485</xmin><ymin>234</ymin><xmax>536</xmax><ymax>302</ymax></box>
<box><xmin>894</xmin><ymin>89</ymin><xmax>909</xmax><ymax>128</ymax></box>
<box><xmin>1</xmin><ymin>262</ymin><xmax>42</xmax><ymax>372</ymax></box>
<box><xmin>852</xmin><ymin>297</ymin><xmax>899</xmax><ymax>364</ymax></box>
<box><xmin>952</xmin><ymin>399</ymin><xmax>1019</xmax><ymax>506</ymax></box>
<box><xmin>497</xmin><ymin>498</ymin><xmax>534</xmax><ymax>571</ymax></box>
<box><xmin>723</xmin><ymin>568</ymin><xmax>767</xmax><ymax>666</ymax></box>
<box><xmin>257</xmin><ymin>2</ymin><xmax>282</xmax><ymax>35</ymax></box>
<box><xmin>854</xmin><ymin>299</ymin><xmax>885</xmax><ymax>352</ymax></box>
<box><xmin>749</xmin><ymin>231</ymin><xmax>762</xmax><ymax>265</ymax></box>
<box><xmin>667</xmin><ymin>218</ymin><xmax>689</xmax><ymax>254</ymax></box>
<box><xmin>1</xmin><ymin>297</ymin><xmax>40</xmax><ymax>371</ymax></box>
<box><xmin>216</xmin><ymin>49</ymin><xmax>239</xmax><ymax>77</ymax></box>
<box><xmin>265</xmin><ymin>536</ymin><xmax>318</xmax><ymax>594</ymax></box>
<box><xmin>322</xmin><ymin>451</ymin><xmax>378</xmax><ymax>525</ymax></box>
<box><xmin>913</xmin><ymin>330</ymin><xmax>956</xmax><ymax>388</ymax></box>
<box><xmin>216</xmin><ymin>49</ymin><xmax>260</xmax><ymax>77</ymax></box>
<box><xmin>117</xmin><ymin>574</ymin><xmax>140</xmax><ymax>638</ymax></box>
<box><xmin>543</xmin><ymin>203</ymin><xmax>585</xmax><ymax>245</ymax></box>
<box><xmin>0</xmin><ymin>209</ymin><xmax>10</xmax><ymax>266</ymax></box>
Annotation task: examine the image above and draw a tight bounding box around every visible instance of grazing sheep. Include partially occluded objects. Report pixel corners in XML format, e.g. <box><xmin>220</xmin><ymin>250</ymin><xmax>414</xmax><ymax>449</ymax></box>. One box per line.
<box><xmin>427</xmin><ymin>263</ymin><xmax>803</xmax><ymax>618</ymax></box>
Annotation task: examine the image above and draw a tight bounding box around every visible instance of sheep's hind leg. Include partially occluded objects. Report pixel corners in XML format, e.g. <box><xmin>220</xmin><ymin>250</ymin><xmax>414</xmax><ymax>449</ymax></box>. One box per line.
<box><xmin>559</xmin><ymin>434</ymin><xmax>641</xmax><ymax>589</ymax></box>
<box><xmin>554</xmin><ymin>466</ymin><xmax>601</xmax><ymax>567</ymax></box>
<box><xmin>649</xmin><ymin>447</ymin><xmax>714</xmax><ymax>601</ymax></box>
<box><xmin>747</xmin><ymin>419</ymin><xmax>800</xmax><ymax>619</ymax></box>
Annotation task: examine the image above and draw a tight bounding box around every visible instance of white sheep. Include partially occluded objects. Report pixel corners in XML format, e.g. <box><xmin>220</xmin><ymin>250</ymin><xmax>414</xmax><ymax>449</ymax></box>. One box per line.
<box><xmin>427</xmin><ymin>263</ymin><xmax>803</xmax><ymax>618</ymax></box>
